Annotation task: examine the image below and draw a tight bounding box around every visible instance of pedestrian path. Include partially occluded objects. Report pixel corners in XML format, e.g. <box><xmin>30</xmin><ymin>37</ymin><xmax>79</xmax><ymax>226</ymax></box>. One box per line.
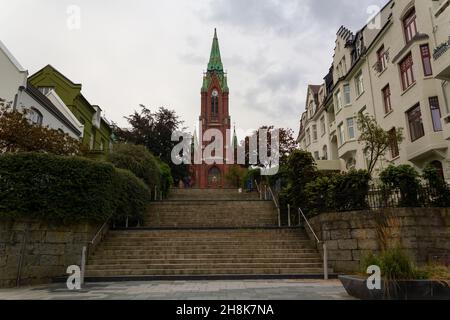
<box><xmin>0</xmin><ymin>280</ymin><xmax>353</xmax><ymax>300</ymax></box>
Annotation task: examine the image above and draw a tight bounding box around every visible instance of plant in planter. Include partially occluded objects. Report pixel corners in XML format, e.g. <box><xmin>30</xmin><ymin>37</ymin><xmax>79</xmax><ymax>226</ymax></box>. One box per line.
<box><xmin>339</xmin><ymin>247</ymin><xmax>450</xmax><ymax>300</ymax></box>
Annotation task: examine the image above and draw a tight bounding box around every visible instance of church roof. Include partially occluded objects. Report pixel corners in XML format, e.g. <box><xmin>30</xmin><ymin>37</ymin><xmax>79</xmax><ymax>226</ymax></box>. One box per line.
<box><xmin>207</xmin><ymin>28</ymin><xmax>223</xmax><ymax>72</ymax></box>
<box><xmin>202</xmin><ymin>29</ymin><xmax>229</xmax><ymax>93</ymax></box>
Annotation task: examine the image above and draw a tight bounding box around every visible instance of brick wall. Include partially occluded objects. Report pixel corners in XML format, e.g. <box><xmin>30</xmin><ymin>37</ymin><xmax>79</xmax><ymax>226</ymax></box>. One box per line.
<box><xmin>305</xmin><ymin>208</ymin><xmax>450</xmax><ymax>273</ymax></box>
<box><xmin>0</xmin><ymin>219</ymin><xmax>99</xmax><ymax>288</ymax></box>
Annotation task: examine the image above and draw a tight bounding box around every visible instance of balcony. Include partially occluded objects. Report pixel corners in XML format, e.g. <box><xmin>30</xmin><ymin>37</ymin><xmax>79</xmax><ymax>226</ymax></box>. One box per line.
<box><xmin>329</xmin><ymin>120</ymin><xmax>336</xmax><ymax>134</ymax></box>
<box><xmin>316</xmin><ymin>160</ymin><xmax>343</xmax><ymax>171</ymax></box>
<box><xmin>433</xmin><ymin>36</ymin><xmax>450</xmax><ymax>81</ymax></box>
<box><xmin>442</xmin><ymin>114</ymin><xmax>450</xmax><ymax>140</ymax></box>
<box><xmin>406</xmin><ymin>131</ymin><xmax>448</xmax><ymax>162</ymax></box>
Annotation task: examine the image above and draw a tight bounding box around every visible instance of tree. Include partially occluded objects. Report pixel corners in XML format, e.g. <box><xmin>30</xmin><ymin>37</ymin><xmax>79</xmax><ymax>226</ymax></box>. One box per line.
<box><xmin>282</xmin><ymin>150</ymin><xmax>319</xmax><ymax>212</ymax></box>
<box><xmin>225</xmin><ymin>165</ymin><xmax>248</xmax><ymax>188</ymax></box>
<box><xmin>0</xmin><ymin>102</ymin><xmax>82</xmax><ymax>155</ymax></box>
<box><xmin>113</xmin><ymin>105</ymin><xmax>189</xmax><ymax>183</ymax></box>
<box><xmin>244</xmin><ymin>126</ymin><xmax>298</xmax><ymax>168</ymax></box>
<box><xmin>357</xmin><ymin>112</ymin><xmax>403</xmax><ymax>175</ymax></box>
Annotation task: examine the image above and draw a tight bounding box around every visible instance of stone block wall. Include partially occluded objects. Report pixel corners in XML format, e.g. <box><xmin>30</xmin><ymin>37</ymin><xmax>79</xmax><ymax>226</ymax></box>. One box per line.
<box><xmin>0</xmin><ymin>219</ymin><xmax>99</xmax><ymax>288</ymax></box>
<box><xmin>305</xmin><ymin>208</ymin><xmax>450</xmax><ymax>273</ymax></box>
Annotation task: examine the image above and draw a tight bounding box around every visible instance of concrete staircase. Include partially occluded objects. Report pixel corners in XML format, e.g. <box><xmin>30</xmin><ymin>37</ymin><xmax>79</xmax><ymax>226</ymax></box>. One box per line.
<box><xmin>85</xmin><ymin>189</ymin><xmax>330</xmax><ymax>280</ymax></box>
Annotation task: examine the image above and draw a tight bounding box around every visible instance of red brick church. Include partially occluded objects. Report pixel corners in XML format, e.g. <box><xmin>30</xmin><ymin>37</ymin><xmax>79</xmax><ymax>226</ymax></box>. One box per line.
<box><xmin>190</xmin><ymin>29</ymin><xmax>234</xmax><ymax>188</ymax></box>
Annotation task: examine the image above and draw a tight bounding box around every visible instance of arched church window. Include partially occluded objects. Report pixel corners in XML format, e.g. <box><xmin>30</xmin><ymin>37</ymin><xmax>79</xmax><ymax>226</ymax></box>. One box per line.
<box><xmin>211</xmin><ymin>89</ymin><xmax>219</xmax><ymax>114</ymax></box>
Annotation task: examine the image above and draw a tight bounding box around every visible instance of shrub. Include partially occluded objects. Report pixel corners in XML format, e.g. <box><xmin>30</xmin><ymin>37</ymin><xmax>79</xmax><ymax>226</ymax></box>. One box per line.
<box><xmin>304</xmin><ymin>170</ymin><xmax>370</xmax><ymax>214</ymax></box>
<box><xmin>0</xmin><ymin>153</ymin><xmax>151</xmax><ymax>225</ymax></box>
<box><xmin>157</xmin><ymin>159</ymin><xmax>174</xmax><ymax>196</ymax></box>
<box><xmin>112</xmin><ymin>169</ymin><xmax>152</xmax><ymax>225</ymax></box>
<box><xmin>332</xmin><ymin>170</ymin><xmax>370</xmax><ymax>211</ymax></box>
<box><xmin>106</xmin><ymin>143</ymin><xmax>161</xmax><ymax>189</ymax></box>
<box><xmin>380</xmin><ymin>165</ymin><xmax>421</xmax><ymax>207</ymax></box>
<box><xmin>360</xmin><ymin>247</ymin><xmax>417</xmax><ymax>280</ymax></box>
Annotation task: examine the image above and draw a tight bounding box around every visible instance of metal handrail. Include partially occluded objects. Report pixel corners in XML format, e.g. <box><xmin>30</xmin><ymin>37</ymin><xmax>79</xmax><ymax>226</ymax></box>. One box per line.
<box><xmin>268</xmin><ymin>185</ymin><xmax>281</xmax><ymax>227</ymax></box>
<box><xmin>254</xmin><ymin>180</ymin><xmax>263</xmax><ymax>200</ymax></box>
<box><xmin>81</xmin><ymin>217</ymin><xmax>111</xmax><ymax>286</ymax></box>
<box><xmin>298</xmin><ymin>208</ymin><xmax>328</xmax><ymax>280</ymax></box>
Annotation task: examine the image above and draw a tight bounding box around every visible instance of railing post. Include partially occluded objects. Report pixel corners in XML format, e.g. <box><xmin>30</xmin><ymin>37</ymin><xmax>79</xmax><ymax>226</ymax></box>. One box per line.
<box><xmin>277</xmin><ymin>207</ymin><xmax>281</xmax><ymax>227</ymax></box>
<box><xmin>323</xmin><ymin>243</ymin><xmax>328</xmax><ymax>280</ymax></box>
<box><xmin>287</xmin><ymin>204</ymin><xmax>291</xmax><ymax>227</ymax></box>
<box><xmin>125</xmin><ymin>217</ymin><xmax>129</xmax><ymax>229</ymax></box>
<box><xmin>81</xmin><ymin>246</ymin><xmax>87</xmax><ymax>286</ymax></box>
<box><xmin>154</xmin><ymin>186</ymin><xmax>157</xmax><ymax>201</ymax></box>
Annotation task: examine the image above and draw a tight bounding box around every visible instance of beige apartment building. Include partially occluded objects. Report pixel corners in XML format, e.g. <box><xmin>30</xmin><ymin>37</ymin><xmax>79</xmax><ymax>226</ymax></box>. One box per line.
<box><xmin>298</xmin><ymin>0</ymin><xmax>450</xmax><ymax>181</ymax></box>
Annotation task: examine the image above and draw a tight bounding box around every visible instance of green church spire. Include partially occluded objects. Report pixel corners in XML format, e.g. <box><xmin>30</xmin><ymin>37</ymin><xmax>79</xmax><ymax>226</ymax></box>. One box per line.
<box><xmin>207</xmin><ymin>28</ymin><xmax>224</xmax><ymax>72</ymax></box>
<box><xmin>202</xmin><ymin>29</ymin><xmax>229</xmax><ymax>93</ymax></box>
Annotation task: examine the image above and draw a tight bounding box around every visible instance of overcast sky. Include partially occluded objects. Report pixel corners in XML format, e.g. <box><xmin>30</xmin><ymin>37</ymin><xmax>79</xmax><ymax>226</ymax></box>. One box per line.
<box><xmin>0</xmin><ymin>0</ymin><xmax>388</xmax><ymax>136</ymax></box>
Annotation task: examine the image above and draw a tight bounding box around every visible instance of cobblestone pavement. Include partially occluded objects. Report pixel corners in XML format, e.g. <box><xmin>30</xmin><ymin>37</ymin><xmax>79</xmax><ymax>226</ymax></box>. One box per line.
<box><xmin>0</xmin><ymin>279</ymin><xmax>354</xmax><ymax>300</ymax></box>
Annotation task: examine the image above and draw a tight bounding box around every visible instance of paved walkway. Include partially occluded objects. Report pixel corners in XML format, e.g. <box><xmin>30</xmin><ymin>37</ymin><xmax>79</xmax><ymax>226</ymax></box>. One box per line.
<box><xmin>0</xmin><ymin>279</ymin><xmax>353</xmax><ymax>300</ymax></box>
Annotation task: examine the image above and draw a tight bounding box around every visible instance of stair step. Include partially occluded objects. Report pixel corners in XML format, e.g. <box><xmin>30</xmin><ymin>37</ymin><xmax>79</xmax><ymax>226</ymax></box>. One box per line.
<box><xmin>85</xmin><ymin>268</ymin><xmax>327</xmax><ymax>277</ymax></box>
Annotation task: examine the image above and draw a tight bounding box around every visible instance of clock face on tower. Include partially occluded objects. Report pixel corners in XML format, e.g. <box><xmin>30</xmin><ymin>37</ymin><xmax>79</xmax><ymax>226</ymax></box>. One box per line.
<box><xmin>212</xmin><ymin>89</ymin><xmax>219</xmax><ymax>97</ymax></box>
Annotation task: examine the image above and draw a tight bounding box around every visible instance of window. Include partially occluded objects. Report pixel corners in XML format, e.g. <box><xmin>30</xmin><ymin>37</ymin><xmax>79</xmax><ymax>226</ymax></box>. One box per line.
<box><xmin>400</xmin><ymin>53</ymin><xmax>415</xmax><ymax>90</ymax></box>
<box><xmin>335</xmin><ymin>90</ymin><xmax>342</xmax><ymax>111</ymax></box>
<box><xmin>338</xmin><ymin>123</ymin><xmax>345</xmax><ymax>145</ymax></box>
<box><xmin>306</xmin><ymin>129</ymin><xmax>311</xmax><ymax>146</ymax></box>
<box><xmin>382</xmin><ymin>84</ymin><xmax>392</xmax><ymax>114</ymax></box>
<box><xmin>388</xmin><ymin>128</ymin><xmax>400</xmax><ymax>158</ymax></box>
<box><xmin>28</xmin><ymin>108</ymin><xmax>43</xmax><ymax>126</ymax></box>
<box><xmin>343</xmin><ymin>84</ymin><xmax>351</xmax><ymax>105</ymax></box>
<box><xmin>211</xmin><ymin>90</ymin><xmax>219</xmax><ymax>115</ymax></box>
<box><xmin>407</xmin><ymin>104</ymin><xmax>425</xmax><ymax>142</ymax></box>
<box><xmin>377</xmin><ymin>45</ymin><xmax>387</xmax><ymax>72</ymax></box>
<box><xmin>420</xmin><ymin>44</ymin><xmax>433</xmax><ymax>76</ymax></box>
<box><xmin>323</xmin><ymin>145</ymin><xmax>328</xmax><ymax>160</ymax></box>
<box><xmin>355</xmin><ymin>72</ymin><xmax>364</xmax><ymax>96</ymax></box>
<box><xmin>314</xmin><ymin>151</ymin><xmax>320</xmax><ymax>161</ymax></box>
<box><xmin>347</xmin><ymin>118</ymin><xmax>355</xmax><ymax>140</ymax></box>
<box><xmin>403</xmin><ymin>8</ymin><xmax>417</xmax><ymax>43</ymax></box>
<box><xmin>429</xmin><ymin>96</ymin><xmax>443</xmax><ymax>132</ymax></box>
<box><xmin>38</xmin><ymin>87</ymin><xmax>53</xmax><ymax>95</ymax></box>
<box><xmin>312</xmin><ymin>125</ymin><xmax>318</xmax><ymax>141</ymax></box>
<box><xmin>320</xmin><ymin>116</ymin><xmax>326</xmax><ymax>136</ymax></box>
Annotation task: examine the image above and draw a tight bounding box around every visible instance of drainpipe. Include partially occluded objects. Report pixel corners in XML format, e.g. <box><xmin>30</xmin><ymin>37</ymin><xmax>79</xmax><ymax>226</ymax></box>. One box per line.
<box><xmin>442</xmin><ymin>81</ymin><xmax>449</xmax><ymax>114</ymax></box>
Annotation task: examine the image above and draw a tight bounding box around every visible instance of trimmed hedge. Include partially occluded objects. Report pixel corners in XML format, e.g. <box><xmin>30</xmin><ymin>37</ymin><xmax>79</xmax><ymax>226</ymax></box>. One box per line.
<box><xmin>106</xmin><ymin>143</ymin><xmax>161</xmax><ymax>189</ymax></box>
<box><xmin>0</xmin><ymin>153</ymin><xmax>151</xmax><ymax>224</ymax></box>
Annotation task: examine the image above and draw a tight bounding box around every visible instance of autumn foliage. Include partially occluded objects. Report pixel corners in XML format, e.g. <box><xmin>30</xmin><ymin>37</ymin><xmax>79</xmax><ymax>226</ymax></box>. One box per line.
<box><xmin>0</xmin><ymin>101</ymin><xmax>83</xmax><ymax>155</ymax></box>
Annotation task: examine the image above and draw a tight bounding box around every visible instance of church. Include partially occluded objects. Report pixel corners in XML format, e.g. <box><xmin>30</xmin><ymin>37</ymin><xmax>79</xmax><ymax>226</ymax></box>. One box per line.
<box><xmin>190</xmin><ymin>29</ymin><xmax>234</xmax><ymax>189</ymax></box>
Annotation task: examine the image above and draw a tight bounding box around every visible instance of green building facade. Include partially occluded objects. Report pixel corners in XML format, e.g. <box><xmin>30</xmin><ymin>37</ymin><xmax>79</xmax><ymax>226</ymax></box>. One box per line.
<box><xmin>29</xmin><ymin>65</ymin><xmax>113</xmax><ymax>154</ymax></box>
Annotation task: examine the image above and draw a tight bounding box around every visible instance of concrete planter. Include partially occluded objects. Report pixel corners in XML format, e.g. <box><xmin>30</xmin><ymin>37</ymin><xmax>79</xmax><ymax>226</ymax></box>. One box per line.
<box><xmin>339</xmin><ymin>275</ymin><xmax>450</xmax><ymax>300</ymax></box>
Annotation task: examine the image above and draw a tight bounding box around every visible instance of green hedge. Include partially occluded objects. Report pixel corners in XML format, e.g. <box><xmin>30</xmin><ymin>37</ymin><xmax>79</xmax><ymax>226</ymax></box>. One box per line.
<box><xmin>107</xmin><ymin>143</ymin><xmax>162</xmax><ymax>189</ymax></box>
<box><xmin>0</xmin><ymin>153</ymin><xmax>151</xmax><ymax>224</ymax></box>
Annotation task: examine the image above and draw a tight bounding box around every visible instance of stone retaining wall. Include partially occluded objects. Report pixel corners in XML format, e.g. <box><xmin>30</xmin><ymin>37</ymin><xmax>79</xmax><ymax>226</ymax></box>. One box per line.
<box><xmin>305</xmin><ymin>208</ymin><xmax>450</xmax><ymax>273</ymax></box>
<box><xmin>0</xmin><ymin>219</ymin><xmax>99</xmax><ymax>288</ymax></box>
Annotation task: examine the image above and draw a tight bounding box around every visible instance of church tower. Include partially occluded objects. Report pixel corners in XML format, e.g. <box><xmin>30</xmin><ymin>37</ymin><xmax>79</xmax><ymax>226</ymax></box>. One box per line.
<box><xmin>191</xmin><ymin>29</ymin><xmax>232</xmax><ymax>188</ymax></box>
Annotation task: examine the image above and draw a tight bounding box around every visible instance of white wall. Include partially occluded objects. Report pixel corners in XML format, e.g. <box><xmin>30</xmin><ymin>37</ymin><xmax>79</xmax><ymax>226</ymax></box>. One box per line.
<box><xmin>16</xmin><ymin>89</ymin><xmax>81</xmax><ymax>139</ymax></box>
<box><xmin>0</xmin><ymin>41</ymin><xmax>27</xmax><ymax>104</ymax></box>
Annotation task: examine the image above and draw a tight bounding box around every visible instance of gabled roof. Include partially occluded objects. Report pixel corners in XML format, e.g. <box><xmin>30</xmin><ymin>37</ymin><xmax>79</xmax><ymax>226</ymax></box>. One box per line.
<box><xmin>29</xmin><ymin>64</ymin><xmax>82</xmax><ymax>89</ymax></box>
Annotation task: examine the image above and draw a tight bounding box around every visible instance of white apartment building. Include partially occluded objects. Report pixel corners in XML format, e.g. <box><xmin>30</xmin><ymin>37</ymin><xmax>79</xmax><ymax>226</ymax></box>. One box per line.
<box><xmin>298</xmin><ymin>0</ymin><xmax>450</xmax><ymax>181</ymax></box>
